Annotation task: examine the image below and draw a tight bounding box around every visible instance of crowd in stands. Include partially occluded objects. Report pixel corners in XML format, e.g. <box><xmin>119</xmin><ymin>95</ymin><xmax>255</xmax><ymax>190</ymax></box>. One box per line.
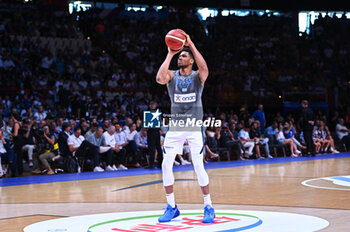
<box><xmin>1</xmin><ymin>102</ymin><xmax>349</xmax><ymax>178</ymax></box>
<box><xmin>0</xmin><ymin>3</ymin><xmax>350</xmax><ymax>177</ymax></box>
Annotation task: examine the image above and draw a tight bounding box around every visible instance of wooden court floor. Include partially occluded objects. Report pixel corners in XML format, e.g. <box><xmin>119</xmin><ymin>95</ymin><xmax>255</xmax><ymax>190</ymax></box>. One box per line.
<box><xmin>1</xmin><ymin>154</ymin><xmax>350</xmax><ymax>231</ymax></box>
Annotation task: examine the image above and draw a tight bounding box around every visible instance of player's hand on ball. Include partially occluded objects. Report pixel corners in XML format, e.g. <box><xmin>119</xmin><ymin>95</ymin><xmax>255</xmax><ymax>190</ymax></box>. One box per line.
<box><xmin>168</xmin><ymin>46</ymin><xmax>181</xmax><ymax>55</ymax></box>
<box><xmin>180</xmin><ymin>31</ymin><xmax>193</xmax><ymax>47</ymax></box>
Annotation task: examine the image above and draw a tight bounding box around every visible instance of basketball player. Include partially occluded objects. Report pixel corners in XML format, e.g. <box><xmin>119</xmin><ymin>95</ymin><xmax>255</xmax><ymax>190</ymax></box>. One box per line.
<box><xmin>156</xmin><ymin>32</ymin><xmax>215</xmax><ymax>223</ymax></box>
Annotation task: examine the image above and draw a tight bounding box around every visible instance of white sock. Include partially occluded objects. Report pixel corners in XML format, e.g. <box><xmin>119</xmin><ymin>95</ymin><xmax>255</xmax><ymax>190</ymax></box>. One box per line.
<box><xmin>203</xmin><ymin>194</ymin><xmax>212</xmax><ymax>207</ymax></box>
<box><xmin>180</xmin><ymin>156</ymin><xmax>185</xmax><ymax>162</ymax></box>
<box><xmin>166</xmin><ymin>193</ymin><xmax>175</xmax><ymax>208</ymax></box>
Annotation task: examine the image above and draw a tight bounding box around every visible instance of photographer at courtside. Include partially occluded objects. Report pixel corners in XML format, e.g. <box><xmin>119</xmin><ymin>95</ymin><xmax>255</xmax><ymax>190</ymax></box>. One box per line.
<box><xmin>32</xmin><ymin>125</ymin><xmax>58</xmax><ymax>175</ymax></box>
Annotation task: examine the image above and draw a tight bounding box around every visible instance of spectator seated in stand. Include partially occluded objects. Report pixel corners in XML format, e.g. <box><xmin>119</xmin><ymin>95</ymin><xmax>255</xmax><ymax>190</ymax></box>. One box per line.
<box><xmin>135</xmin><ymin>128</ymin><xmax>149</xmax><ymax>166</ymax></box>
<box><xmin>205</xmin><ymin>126</ymin><xmax>220</xmax><ymax>159</ymax></box>
<box><xmin>218</xmin><ymin>123</ymin><xmax>244</xmax><ymax>160</ymax></box>
<box><xmin>0</xmin><ymin>129</ymin><xmax>18</xmax><ymax>177</ymax></box>
<box><xmin>20</xmin><ymin>119</ymin><xmax>36</xmax><ymax>168</ymax></box>
<box><xmin>239</xmin><ymin>123</ymin><xmax>261</xmax><ymax>159</ymax></box>
<box><xmin>276</xmin><ymin>123</ymin><xmax>298</xmax><ymax>157</ymax></box>
<box><xmin>250</xmin><ymin>121</ymin><xmax>272</xmax><ymax>158</ymax></box>
<box><xmin>283</xmin><ymin>121</ymin><xmax>304</xmax><ymax>156</ymax></box>
<box><xmin>125</xmin><ymin>123</ymin><xmax>141</xmax><ymax>168</ymax></box>
<box><xmin>315</xmin><ymin>121</ymin><xmax>330</xmax><ymax>153</ymax></box>
<box><xmin>312</xmin><ymin>128</ymin><xmax>322</xmax><ymax>154</ymax></box>
<box><xmin>88</xmin><ymin>126</ymin><xmax>116</xmax><ymax>171</ymax></box>
<box><xmin>336</xmin><ymin>118</ymin><xmax>350</xmax><ymax>150</ymax></box>
<box><xmin>318</xmin><ymin>120</ymin><xmax>339</xmax><ymax>153</ymax></box>
<box><xmin>101</xmin><ymin>126</ymin><xmax>122</xmax><ymax>171</ymax></box>
<box><xmin>58</xmin><ymin>123</ymin><xmax>71</xmax><ymax>158</ymax></box>
<box><xmin>67</xmin><ymin>127</ymin><xmax>104</xmax><ymax>172</ymax></box>
<box><xmin>113</xmin><ymin>123</ymin><xmax>128</xmax><ymax>170</ymax></box>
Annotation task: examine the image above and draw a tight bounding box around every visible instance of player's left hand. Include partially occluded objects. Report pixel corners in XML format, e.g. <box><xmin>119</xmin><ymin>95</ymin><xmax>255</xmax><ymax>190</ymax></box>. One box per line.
<box><xmin>179</xmin><ymin>30</ymin><xmax>193</xmax><ymax>47</ymax></box>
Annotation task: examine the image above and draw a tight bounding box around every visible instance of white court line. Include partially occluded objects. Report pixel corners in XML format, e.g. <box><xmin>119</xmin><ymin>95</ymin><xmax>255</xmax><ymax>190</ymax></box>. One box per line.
<box><xmin>302</xmin><ymin>176</ymin><xmax>350</xmax><ymax>191</ymax></box>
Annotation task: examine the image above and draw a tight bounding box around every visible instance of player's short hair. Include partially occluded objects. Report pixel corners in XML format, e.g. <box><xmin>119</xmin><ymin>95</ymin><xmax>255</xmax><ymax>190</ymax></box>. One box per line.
<box><xmin>181</xmin><ymin>47</ymin><xmax>194</xmax><ymax>59</ymax></box>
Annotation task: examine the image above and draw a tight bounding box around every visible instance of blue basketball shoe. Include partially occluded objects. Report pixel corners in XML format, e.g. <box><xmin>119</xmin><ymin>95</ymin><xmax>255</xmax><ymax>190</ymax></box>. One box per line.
<box><xmin>202</xmin><ymin>205</ymin><xmax>215</xmax><ymax>223</ymax></box>
<box><xmin>158</xmin><ymin>204</ymin><xmax>180</xmax><ymax>222</ymax></box>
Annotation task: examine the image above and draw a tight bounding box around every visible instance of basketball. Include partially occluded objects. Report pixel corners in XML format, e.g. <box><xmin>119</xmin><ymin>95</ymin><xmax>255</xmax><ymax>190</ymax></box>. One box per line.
<box><xmin>165</xmin><ymin>29</ymin><xmax>186</xmax><ymax>51</ymax></box>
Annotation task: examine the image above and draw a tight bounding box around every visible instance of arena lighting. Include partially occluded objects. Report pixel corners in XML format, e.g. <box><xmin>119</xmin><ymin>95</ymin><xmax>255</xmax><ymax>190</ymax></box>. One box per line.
<box><xmin>87</xmin><ymin>37</ymin><xmax>90</xmax><ymax>40</ymax></box>
<box><xmin>278</xmin><ymin>95</ymin><xmax>282</xmax><ymax>99</ymax></box>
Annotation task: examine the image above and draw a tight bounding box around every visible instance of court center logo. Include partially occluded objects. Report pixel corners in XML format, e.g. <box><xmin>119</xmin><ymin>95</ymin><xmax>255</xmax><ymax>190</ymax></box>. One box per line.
<box><xmin>143</xmin><ymin>109</ymin><xmax>162</xmax><ymax>128</ymax></box>
<box><xmin>302</xmin><ymin>175</ymin><xmax>350</xmax><ymax>191</ymax></box>
<box><xmin>24</xmin><ymin>210</ymin><xmax>329</xmax><ymax>232</ymax></box>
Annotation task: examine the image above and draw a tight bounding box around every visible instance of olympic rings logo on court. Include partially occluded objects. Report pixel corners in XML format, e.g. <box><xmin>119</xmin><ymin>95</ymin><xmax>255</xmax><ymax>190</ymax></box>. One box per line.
<box><xmin>24</xmin><ymin>210</ymin><xmax>329</xmax><ymax>232</ymax></box>
<box><xmin>302</xmin><ymin>175</ymin><xmax>350</xmax><ymax>191</ymax></box>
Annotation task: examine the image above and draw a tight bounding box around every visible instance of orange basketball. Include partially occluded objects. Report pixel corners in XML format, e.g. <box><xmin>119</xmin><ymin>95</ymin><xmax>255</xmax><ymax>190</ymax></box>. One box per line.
<box><xmin>165</xmin><ymin>29</ymin><xmax>186</xmax><ymax>51</ymax></box>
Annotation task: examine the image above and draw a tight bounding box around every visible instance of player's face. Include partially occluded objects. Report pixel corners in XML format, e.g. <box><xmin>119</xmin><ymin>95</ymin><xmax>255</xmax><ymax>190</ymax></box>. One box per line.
<box><xmin>178</xmin><ymin>51</ymin><xmax>193</xmax><ymax>68</ymax></box>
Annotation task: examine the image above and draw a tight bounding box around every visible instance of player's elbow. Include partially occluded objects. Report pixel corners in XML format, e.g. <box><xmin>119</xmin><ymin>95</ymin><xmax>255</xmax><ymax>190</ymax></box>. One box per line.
<box><xmin>156</xmin><ymin>76</ymin><xmax>167</xmax><ymax>85</ymax></box>
<box><xmin>199</xmin><ymin>68</ymin><xmax>209</xmax><ymax>79</ymax></box>
<box><xmin>200</xmin><ymin>65</ymin><xmax>209</xmax><ymax>73</ymax></box>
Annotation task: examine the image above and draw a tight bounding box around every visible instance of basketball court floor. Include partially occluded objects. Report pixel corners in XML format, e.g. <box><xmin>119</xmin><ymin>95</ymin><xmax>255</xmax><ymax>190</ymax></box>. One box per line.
<box><xmin>1</xmin><ymin>153</ymin><xmax>350</xmax><ymax>231</ymax></box>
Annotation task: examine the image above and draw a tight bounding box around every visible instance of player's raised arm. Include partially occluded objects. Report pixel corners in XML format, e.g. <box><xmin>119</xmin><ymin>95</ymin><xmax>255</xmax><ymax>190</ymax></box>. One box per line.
<box><xmin>183</xmin><ymin>33</ymin><xmax>209</xmax><ymax>85</ymax></box>
<box><xmin>156</xmin><ymin>48</ymin><xmax>180</xmax><ymax>85</ymax></box>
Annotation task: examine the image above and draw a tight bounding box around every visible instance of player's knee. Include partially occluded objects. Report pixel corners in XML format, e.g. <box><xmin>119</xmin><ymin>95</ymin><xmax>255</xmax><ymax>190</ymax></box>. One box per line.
<box><xmin>161</xmin><ymin>156</ymin><xmax>175</xmax><ymax>173</ymax></box>
<box><xmin>192</xmin><ymin>161</ymin><xmax>203</xmax><ymax>172</ymax></box>
<box><xmin>163</xmin><ymin>178</ymin><xmax>174</xmax><ymax>186</ymax></box>
<box><xmin>161</xmin><ymin>160</ymin><xmax>170</xmax><ymax>171</ymax></box>
<box><xmin>191</xmin><ymin>157</ymin><xmax>202</xmax><ymax>169</ymax></box>
<box><xmin>198</xmin><ymin>172</ymin><xmax>209</xmax><ymax>186</ymax></box>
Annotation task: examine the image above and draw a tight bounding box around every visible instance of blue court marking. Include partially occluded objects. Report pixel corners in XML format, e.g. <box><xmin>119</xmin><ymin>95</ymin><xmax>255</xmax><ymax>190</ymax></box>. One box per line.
<box><xmin>217</xmin><ymin>219</ymin><xmax>263</xmax><ymax>232</ymax></box>
<box><xmin>1</xmin><ymin>153</ymin><xmax>350</xmax><ymax>187</ymax></box>
<box><xmin>330</xmin><ymin>176</ymin><xmax>350</xmax><ymax>183</ymax></box>
<box><xmin>112</xmin><ymin>178</ymin><xmax>197</xmax><ymax>192</ymax></box>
